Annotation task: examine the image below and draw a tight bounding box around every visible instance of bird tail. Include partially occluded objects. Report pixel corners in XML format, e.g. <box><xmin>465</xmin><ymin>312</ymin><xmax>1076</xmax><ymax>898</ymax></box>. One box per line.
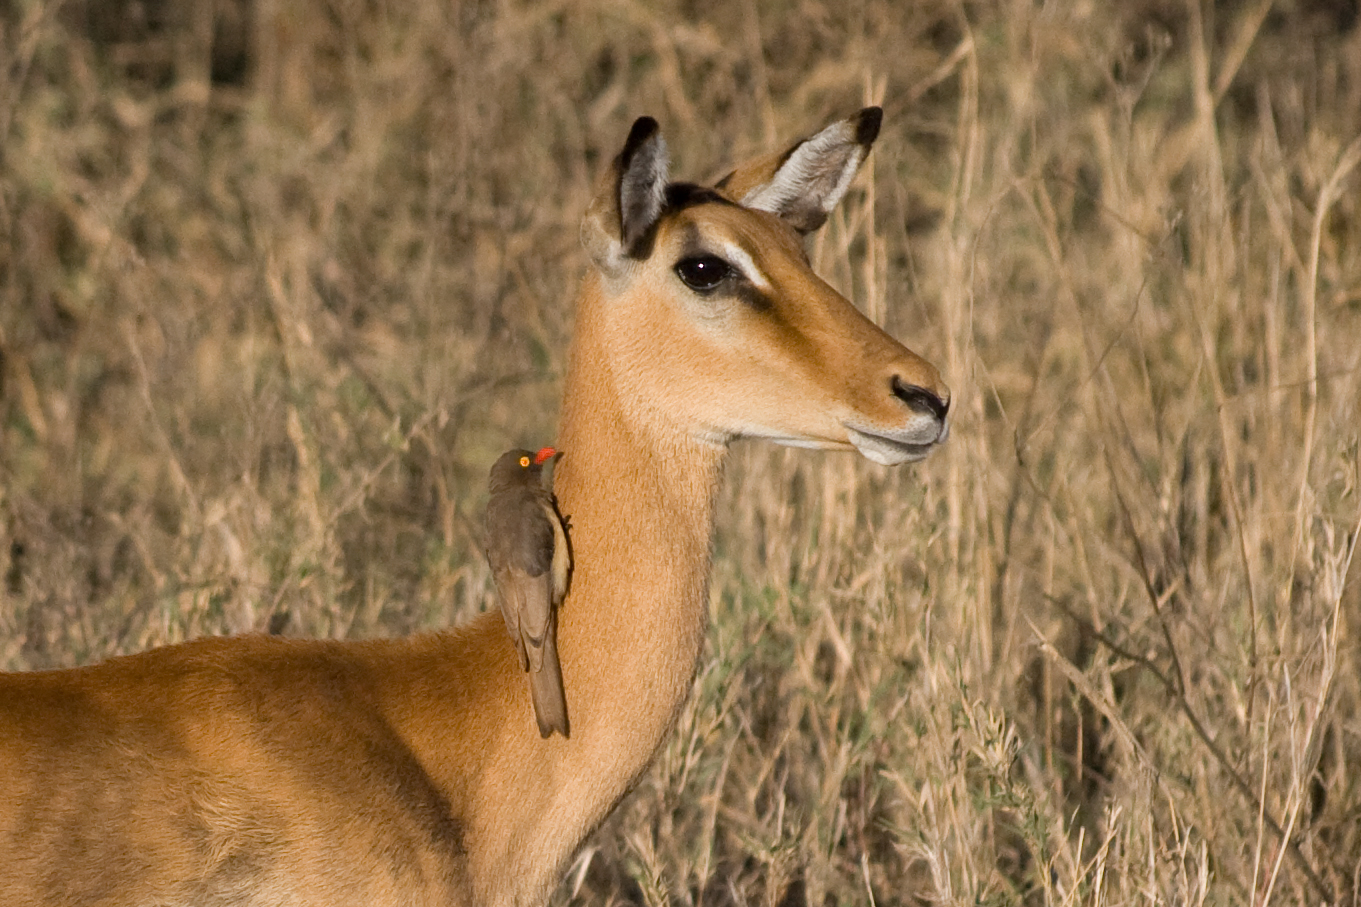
<box><xmin>529</xmin><ymin>619</ymin><xmax>569</xmax><ymax>738</ymax></box>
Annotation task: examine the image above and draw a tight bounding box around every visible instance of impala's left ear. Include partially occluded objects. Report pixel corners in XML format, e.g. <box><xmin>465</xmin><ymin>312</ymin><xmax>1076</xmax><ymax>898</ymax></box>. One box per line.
<box><xmin>718</xmin><ymin>107</ymin><xmax>882</xmax><ymax>234</ymax></box>
<box><xmin>581</xmin><ymin>116</ymin><xmax>671</xmax><ymax>278</ymax></box>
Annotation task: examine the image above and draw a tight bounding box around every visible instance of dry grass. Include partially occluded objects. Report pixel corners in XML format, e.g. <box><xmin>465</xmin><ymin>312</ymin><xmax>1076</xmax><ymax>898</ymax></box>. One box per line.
<box><xmin>3</xmin><ymin>0</ymin><xmax>1361</xmax><ymax>903</ymax></box>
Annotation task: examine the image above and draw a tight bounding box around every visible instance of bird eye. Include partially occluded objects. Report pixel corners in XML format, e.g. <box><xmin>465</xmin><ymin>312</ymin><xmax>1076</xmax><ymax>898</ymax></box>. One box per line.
<box><xmin>519</xmin><ymin>456</ymin><xmax>530</xmax><ymax>467</ymax></box>
<box><xmin>675</xmin><ymin>256</ymin><xmax>734</xmax><ymax>293</ymax></box>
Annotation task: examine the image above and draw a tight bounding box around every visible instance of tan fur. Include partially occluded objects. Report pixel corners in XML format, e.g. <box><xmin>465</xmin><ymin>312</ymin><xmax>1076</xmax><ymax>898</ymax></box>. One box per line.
<box><xmin>0</xmin><ymin>111</ymin><xmax>948</xmax><ymax>907</ymax></box>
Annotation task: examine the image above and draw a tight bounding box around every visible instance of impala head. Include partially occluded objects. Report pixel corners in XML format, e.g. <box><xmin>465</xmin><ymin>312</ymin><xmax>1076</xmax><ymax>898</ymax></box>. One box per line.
<box><xmin>577</xmin><ymin>108</ymin><xmax>949</xmax><ymax>465</ymax></box>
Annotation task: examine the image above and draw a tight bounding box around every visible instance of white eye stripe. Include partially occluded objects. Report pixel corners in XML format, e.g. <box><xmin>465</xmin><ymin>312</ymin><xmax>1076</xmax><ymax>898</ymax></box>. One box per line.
<box><xmin>715</xmin><ymin>242</ymin><xmax>770</xmax><ymax>292</ymax></box>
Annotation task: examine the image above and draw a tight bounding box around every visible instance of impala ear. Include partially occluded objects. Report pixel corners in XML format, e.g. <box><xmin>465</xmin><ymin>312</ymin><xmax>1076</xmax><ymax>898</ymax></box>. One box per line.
<box><xmin>717</xmin><ymin>107</ymin><xmax>882</xmax><ymax>234</ymax></box>
<box><xmin>581</xmin><ymin>117</ymin><xmax>670</xmax><ymax>277</ymax></box>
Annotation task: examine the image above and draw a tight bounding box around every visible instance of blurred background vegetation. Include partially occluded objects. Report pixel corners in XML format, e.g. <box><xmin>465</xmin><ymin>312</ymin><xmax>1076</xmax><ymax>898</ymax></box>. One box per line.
<box><xmin>2</xmin><ymin>0</ymin><xmax>1360</xmax><ymax>903</ymax></box>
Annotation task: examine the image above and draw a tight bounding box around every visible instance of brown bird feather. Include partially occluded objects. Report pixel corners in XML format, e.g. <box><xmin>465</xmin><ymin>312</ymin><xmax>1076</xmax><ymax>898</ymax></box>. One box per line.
<box><xmin>485</xmin><ymin>447</ymin><xmax>571</xmax><ymax>738</ymax></box>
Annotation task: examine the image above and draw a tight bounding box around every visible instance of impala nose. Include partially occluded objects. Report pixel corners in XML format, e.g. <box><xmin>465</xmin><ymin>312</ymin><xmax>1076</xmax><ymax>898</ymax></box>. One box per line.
<box><xmin>891</xmin><ymin>376</ymin><xmax>950</xmax><ymax>424</ymax></box>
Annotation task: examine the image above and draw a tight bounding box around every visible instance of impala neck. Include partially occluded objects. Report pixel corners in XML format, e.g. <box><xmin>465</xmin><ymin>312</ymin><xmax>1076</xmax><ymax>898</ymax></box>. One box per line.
<box><xmin>431</xmin><ymin>274</ymin><xmax>731</xmax><ymax>907</ymax></box>
<box><xmin>552</xmin><ymin>276</ymin><xmax>726</xmax><ymax>760</ymax></box>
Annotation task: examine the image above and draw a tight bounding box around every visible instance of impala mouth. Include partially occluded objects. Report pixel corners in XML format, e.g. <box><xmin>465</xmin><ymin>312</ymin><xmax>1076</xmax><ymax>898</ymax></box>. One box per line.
<box><xmin>737</xmin><ymin>417</ymin><xmax>948</xmax><ymax>463</ymax></box>
<box><xmin>843</xmin><ymin>422</ymin><xmax>948</xmax><ymax>466</ymax></box>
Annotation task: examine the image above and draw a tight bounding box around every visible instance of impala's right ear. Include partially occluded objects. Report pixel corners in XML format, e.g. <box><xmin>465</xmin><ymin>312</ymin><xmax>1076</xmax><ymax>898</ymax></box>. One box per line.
<box><xmin>581</xmin><ymin>117</ymin><xmax>670</xmax><ymax>277</ymax></box>
<box><xmin>718</xmin><ymin>107</ymin><xmax>882</xmax><ymax>234</ymax></box>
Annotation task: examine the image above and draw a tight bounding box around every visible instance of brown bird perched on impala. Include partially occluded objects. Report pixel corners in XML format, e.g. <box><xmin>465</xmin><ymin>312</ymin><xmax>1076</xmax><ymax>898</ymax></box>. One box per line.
<box><xmin>485</xmin><ymin>447</ymin><xmax>572</xmax><ymax>738</ymax></box>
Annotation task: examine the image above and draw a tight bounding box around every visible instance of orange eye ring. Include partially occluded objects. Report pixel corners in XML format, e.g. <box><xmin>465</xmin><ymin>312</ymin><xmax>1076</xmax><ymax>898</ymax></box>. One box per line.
<box><xmin>519</xmin><ymin>456</ymin><xmax>531</xmax><ymax>468</ymax></box>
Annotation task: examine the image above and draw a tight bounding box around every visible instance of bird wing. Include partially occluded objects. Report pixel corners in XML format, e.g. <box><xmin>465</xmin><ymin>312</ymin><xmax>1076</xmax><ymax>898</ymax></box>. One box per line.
<box><xmin>490</xmin><ymin>564</ymin><xmax>552</xmax><ymax>674</ymax></box>
<box><xmin>489</xmin><ymin>559</ymin><xmax>529</xmax><ymax>671</ymax></box>
<box><xmin>487</xmin><ymin>491</ymin><xmax>555</xmax><ymax>577</ymax></box>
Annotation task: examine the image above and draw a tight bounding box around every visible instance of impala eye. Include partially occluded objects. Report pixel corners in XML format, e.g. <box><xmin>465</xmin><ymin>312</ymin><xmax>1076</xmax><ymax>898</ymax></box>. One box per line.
<box><xmin>675</xmin><ymin>256</ymin><xmax>734</xmax><ymax>293</ymax></box>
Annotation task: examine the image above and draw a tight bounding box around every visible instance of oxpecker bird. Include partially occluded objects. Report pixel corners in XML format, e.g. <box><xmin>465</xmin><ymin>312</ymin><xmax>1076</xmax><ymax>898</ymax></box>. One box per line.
<box><xmin>484</xmin><ymin>447</ymin><xmax>572</xmax><ymax>738</ymax></box>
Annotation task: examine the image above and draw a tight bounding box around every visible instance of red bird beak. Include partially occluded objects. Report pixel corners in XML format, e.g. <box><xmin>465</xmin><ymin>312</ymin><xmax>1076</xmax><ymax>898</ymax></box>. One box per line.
<box><xmin>533</xmin><ymin>447</ymin><xmax>557</xmax><ymax>465</ymax></box>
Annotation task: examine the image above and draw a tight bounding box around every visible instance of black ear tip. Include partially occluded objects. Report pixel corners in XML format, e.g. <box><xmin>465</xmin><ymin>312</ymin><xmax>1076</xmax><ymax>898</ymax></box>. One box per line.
<box><xmin>856</xmin><ymin>107</ymin><xmax>883</xmax><ymax>145</ymax></box>
<box><xmin>622</xmin><ymin>116</ymin><xmax>661</xmax><ymax>161</ymax></box>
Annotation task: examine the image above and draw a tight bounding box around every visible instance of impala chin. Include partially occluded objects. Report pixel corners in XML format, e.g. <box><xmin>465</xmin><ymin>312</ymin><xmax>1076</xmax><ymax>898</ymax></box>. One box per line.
<box><xmin>843</xmin><ymin>421</ymin><xmax>948</xmax><ymax>465</ymax></box>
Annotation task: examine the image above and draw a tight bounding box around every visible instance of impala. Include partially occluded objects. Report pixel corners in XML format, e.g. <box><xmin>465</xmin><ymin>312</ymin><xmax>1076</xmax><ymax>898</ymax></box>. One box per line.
<box><xmin>0</xmin><ymin>107</ymin><xmax>949</xmax><ymax>906</ymax></box>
